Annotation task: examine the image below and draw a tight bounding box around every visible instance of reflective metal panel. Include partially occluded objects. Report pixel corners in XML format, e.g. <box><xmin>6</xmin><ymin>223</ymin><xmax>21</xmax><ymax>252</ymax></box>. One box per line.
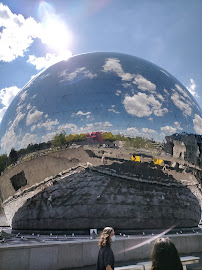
<box><xmin>0</xmin><ymin>52</ymin><xmax>202</xmax><ymax>230</ymax></box>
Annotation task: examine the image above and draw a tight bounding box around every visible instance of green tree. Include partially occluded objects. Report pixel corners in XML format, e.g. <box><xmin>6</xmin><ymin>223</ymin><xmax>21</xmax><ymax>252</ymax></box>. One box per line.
<box><xmin>115</xmin><ymin>133</ymin><xmax>128</xmax><ymax>141</ymax></box>
<box><xmin>0</xmin><ymin>154</ymin><xmax>8</xmax><ymax>174</ymax></box>
<box><xmin>102</xmin><ymin>132</ymin><xmax>115</xmax><ymax>141</ymax></box>
<box><xmin>79</xmin><ymin>133</ymin><xmax>86</xmax><ymax>141</ymax></box>
<box><xmin>65</xmin><ymin>133</ymin><xmax>75</xmax><ymax>143</ymax></box>
<box><xmin>9</xmin><ymin>148</ymin><xmax>18</xmax><ymax>164</ymax></box>
<box><xmin>53</xmin><ymin>131</ymin><xmax>66</xmax><ymax>147</ymax></box>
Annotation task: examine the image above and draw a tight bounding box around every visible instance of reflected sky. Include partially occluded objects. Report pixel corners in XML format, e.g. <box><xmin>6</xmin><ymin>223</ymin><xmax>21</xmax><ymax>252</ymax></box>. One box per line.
<box><xmin>0</xmin><ymin>52</ymin><xmax>202</xmax><ymax>155</ymax></box>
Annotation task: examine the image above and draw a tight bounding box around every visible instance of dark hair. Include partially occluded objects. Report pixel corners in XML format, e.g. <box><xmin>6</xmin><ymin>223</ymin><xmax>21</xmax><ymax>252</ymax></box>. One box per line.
<box><xmin>151</xmin><ymin>237</ymin><xmax>183</xmax><ymax>270</ymax></box>
<box><xmin>99</xmin><ymin>227</ymin><xmax>114</xmax><ymax>247</ymax></box>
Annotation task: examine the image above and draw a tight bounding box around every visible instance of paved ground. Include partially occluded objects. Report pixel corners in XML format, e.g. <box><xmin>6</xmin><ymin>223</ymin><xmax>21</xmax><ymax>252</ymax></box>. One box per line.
<box><xmin>64</xmin><ymin>253</ymin><xmax>202</xmax><ymax>270</ymax></box>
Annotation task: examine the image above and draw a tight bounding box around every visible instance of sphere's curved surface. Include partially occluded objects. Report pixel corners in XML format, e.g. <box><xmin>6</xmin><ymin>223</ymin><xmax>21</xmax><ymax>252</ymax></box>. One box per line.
<box><xmin>0</xmin><ymin>52</ymin><xmax>202</xmax><ymax>153</ymax></box>
<box><xmin>0</xmin><ymin>52</ymin><xmax>202</xmax><ymax>230</ymax></box>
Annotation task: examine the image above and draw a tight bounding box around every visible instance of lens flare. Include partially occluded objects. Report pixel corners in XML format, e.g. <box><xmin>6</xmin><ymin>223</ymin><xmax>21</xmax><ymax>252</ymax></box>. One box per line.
<box><xmin>38</xmin><ymin>1</ymin><xmax>72</xmax><ymax>54</ymax></box>
<box><xmin>118</xmin><ymin>225</ymin><xmax>176</xmax><ymax>254</ymax></box>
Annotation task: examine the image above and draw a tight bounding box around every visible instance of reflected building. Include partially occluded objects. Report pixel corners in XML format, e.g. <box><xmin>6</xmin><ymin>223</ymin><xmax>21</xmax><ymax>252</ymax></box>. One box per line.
<box><xmin>0</xmin><ymin>52</ymin><xmax>202</xmax><ymax>231</ymax></box>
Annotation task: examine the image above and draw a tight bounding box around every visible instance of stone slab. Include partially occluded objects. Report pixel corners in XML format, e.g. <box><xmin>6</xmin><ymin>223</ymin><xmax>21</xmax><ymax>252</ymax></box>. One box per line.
<box><xmin>57</xmin><ymin>242</ymin><xmax>83</xmax><ymax>269</ymax></box>
<box><xmin>29</xmin><ymin>245</ymin><xmax>58</xmax><ymax>270</ymax></box>
<box><xmin>0</xmin><ymin>247</ymin><xmax>30</xmax><ymax>270</ymax></box>
<box><xmin>112</xmin><ymin>239</ymin><xmax>126</xmax><ymax>262</ymax></box>
<box><xmin>82</xmin><ymin>241</ymin><xmax>99</xmax><ymax>266</ymax></box>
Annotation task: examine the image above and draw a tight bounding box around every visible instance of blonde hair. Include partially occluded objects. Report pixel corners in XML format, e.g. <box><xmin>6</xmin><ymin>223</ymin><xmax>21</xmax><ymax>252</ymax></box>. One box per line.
<box><xmin>99</xmin><ymin>227</ymin><xmax>114</xmax><ymax>247</ymax></box>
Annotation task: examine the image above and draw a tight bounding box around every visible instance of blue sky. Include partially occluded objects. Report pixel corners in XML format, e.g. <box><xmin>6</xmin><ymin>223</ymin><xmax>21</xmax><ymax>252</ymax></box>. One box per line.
<box><xmin>0</xmin><ymin>0</ymin><xmax>202</xmax><ymax>124</ymax></box>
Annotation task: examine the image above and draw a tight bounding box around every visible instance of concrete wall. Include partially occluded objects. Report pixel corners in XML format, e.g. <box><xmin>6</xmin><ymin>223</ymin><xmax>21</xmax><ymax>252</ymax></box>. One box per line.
<box><xmin>0</xmin><ymin>234</ymin><xmax>202</xmax><ymax>270</ymax></box>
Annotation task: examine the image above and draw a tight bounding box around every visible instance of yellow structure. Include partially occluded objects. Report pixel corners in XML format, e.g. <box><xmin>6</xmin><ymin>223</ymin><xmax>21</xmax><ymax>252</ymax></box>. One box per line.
<box><xmin>131</xmin><ymin>155</ymin><xmax>141</xmax><ymax>162</ymax></box>
<box><xmin>153</xmin><ymin>158</ymin><xmax>164</xmax><ymax>166</ymax></box>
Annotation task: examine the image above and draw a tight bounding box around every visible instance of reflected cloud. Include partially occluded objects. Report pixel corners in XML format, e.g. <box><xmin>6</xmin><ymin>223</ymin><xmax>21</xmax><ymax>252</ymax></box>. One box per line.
<box><xmin>123</xmin><ymin>93</ymin><xmax>168</xmax><ymax>117</ymax></box>
<box><xmin>171</xmin><ymin>92</ymin><xmax>192</xmax><ymax>116</ymax></box>
<box><xmin>26</xmin><ymin>109</ymin><xmax>43</xmax><ymax>126</ymax></box>
<box><xmin>103</xmin><ymin>58</ymin><xmax>156</xmax><ymax>92</ymax></box>
<box><xmin>59</xmin><ymin>67</ymin><xmax>97</xmax><ymax>82</ymax></box>
<box><xmin>193</xmin><ymin>114</ymin><xmax>202</xmax><ymax>134</ymax></box>
<box><xmin>161</xmin><ymin>125</ymin><xmax>177</xmax><ymax>135</ymax></box>
<box><xmin>72</xmin><ymin>111</ymin><xmax>91</xmax><ymax>117</ymax></box>
<box><xmin>35</xmin><ymin>119</ymin><xmax>59</xmax><ymax>130</ymax></box>
<box><xmin>19</xmin><ymin>133</ymin><xmax>37</xmax><ymax>149</ymax></box>
<box><xmin>142</xmin><ymin>128</ymin><xmax>156</xmax><ymax>133</ymax></box>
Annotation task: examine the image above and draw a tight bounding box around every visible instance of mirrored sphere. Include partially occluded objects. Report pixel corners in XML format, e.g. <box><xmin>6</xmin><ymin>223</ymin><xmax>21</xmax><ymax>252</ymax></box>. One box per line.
<box><xmin>0</xmin><ymin>52</ymin><xmax>202</xmax><ymax>231</ymax></box>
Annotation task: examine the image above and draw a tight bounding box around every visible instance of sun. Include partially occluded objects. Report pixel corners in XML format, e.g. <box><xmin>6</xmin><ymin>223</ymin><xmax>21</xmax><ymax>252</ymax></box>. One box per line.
<box><xmin>41</xmin><ymin>17</ymin><xmax>72</xmax><ymax>53</ymax></box>
<box><xmin>37</xmin><ymin>1</ymin><xmax>72</xmax><ymax>54</ymax></box>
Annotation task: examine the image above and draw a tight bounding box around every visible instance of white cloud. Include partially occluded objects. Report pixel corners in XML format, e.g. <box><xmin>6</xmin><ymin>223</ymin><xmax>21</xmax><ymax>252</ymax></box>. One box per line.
<box><xmin>0</xmin><ymin>111</ymin><xmax>26</xmax><ymax>153</ymax></box>
<box><xmin>116</xmin><ymin>90</ymin><xmax>122</xmax><ymax>96</ymax></box>
<box><xmin>0</xmin><ymin>86</ymin><xmax>20</xmax><ymax>107</ymax></box>
<box><xmin>103</xmin><ymin>58</ymin><xmax>126</xmax><ymax>76</ymax></box>
<box><xmin>0</xmin><ymin>3</ymin><xmax>73</xmax><ymax>64</ymax></box>
<box><xmin>186</xmin><ymin>79</ymin><xmax>198</xmax><ymax>98</ymax></box>
<box><xmin>133</xmin><ymin>74</ymin><xmax>156</xmax><ymax>91</ymax></box>
<box><xmin>161</xmin><ymin>126</ymin><xmax>177</xmax><ymax>135</ymax></box>
<box><xmin>69</xmin><ymin>121</ymin><xmax>113</xmax><ymax>134</ymax></box>
<box><xmin>119</xmin><ymin>127</ymin><xmax>140</xmax><ymax>138</ymax></box>
<box><xmin>156</xmin><ymin>94</ymin><xmax>164</xmax><ymax>102</ymax></box>
<box><xmin>108</xmin><ymin>105</ymin><xmax>120</xmax><ymax>114</ymax></box>
<box><xmin>19</xmin><ymin>90</ymin><xmax>27</xmax><ymax>102</ymax></box>
<box><xmin>0</xmin><ymin>86</ymin><xmax>21</xmax><ymax>122</ymax></box>
<box><xmin>59</xmin><ymin>67</ymin><xmax>97</xmax><ymax>82</ymax></box>
<box><xmin>0</xmin><ymin>110</ymin><xmax>26</xmax><ymax>153</ymax></box>
<box><xmin>57</xmin><ymin>123</ymin><xmax>77</xmax><ymax>132</ymax></box>
<box><xmin>0</xmin><ymin>107</ymin><xmax>7</xmax><ymax>123</ymax></box>
<box><xmin>76</xmin><ymin>111</ymin><xmax>91</xmax><ymax>116</ymax></box>
<box><xmin>0</xmin><ymin>3</ymin><xmax>40</xmax><ymax>62</ymax></box>
<box><xmin>171</xmin><ymin>92</ymin><xmax>192</xmax><ymax>116</ymax></box>
<box><xmin>26</xmin><ymin>109</ymin><xmax>43</xmax><ymax>125</ymax></box>
<box><xmin>19</xmin><ymin>133</ymin><xmax>37</xmax><ymax>149</ymax></box>
<box><xmin>10</xmin><ymin>112</ymin><xmax>25</xmax><ymax>129</ymax></box>
<box><xmin>41</xmin><ymin>132</ymin><xmax>58</xmax><ymax>142</ymax></box>
<box><xmin>71</xmin><ymin>111</ymin><xmax>91</xmax><ymax>118</ymax></box>
<box><xmin>193</xmin><ymin>114</ymin><xmax>202</xmax><ymax>134</ymax></box>
<box><xmin>27</xmin><ymin>103</ymin><xmax>31</xmax><ymax>110</ymax></box>
<box><xmin>123</xmin><ymin>93</ymin><xmax>168</xmax><ymax>117</ymax></box>
<box><xmin>175</xmin><ymin>84</ymin><xmax>191</xmax><ymax>101</ymax></box>
<box><xmin>164</xmin><ymin>89</ymin><xmax>169</xmax><ymax>95</ymax></box>
<box><xmin>27</xmin><ymin>52</ymin><xmax>72</xmax><ymax>70</ymax></box>
<box><xmin>103</xmin><ymin>58</ymin><xmax>156</xmax><ymax>92</ymax></box>
<box><xmin>174</xmin><ymin>121</ymin><xmax>183</xmax><ymax>130</ymax></box>
<box><xmin>1</xmin><ymin>128</ymin><xmax>18</xmax><ymax>154</ymax></box>
<box><xmin>108</xmin><ymin>108</ymin><xmax>120</xmax><ymax>114</ymax></box>
<box><xmin>31</xmin><ymin>125</ymin><xmax>36</xmax><ymax>132</ymax></box>
<box><xmin>154</xmin><ymin>108</ymin><xmax>168</xmax><ymax>116</ymax></box>
<box><xmin>94</xmin><ymin>121</ymin><xmax>113</xmax><ymax>128</ymax></box>
<box><xmin>122</xmin><ymin>83</ymin><xmax>132</xmax><ymax>88</ymax></box>
<box><xmin>142</xmin><ymin>128</ymin><xmax>156</xmax><ymax>133</ymax></box>
<box><xmin>36</xmin><ymin>119</ymin><xmax>59</xmax><ymax>130</ymax></box>
<box><xmin>125</xmin><ymin>127</ymin><xmax>139</xmax><ymax>137</ymax></box>
<box><xmin>16</xmin><ymin>104</ymin><xmax>24</xmax><ymax>114</ymax></box>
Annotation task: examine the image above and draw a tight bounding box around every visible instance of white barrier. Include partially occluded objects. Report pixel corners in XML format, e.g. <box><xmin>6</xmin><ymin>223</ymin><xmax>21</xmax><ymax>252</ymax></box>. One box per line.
<box><xmin>0</xmin><ymin>234</ymin><xmax>201</xmax><ymax>270</ymax></box>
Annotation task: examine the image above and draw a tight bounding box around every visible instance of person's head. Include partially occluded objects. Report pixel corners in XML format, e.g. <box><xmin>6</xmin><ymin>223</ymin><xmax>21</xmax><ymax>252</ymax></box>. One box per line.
<box><xmin>99</xmin><ymin>227</ymin><xmax>115</xmax><ymax>247</ymax></box>
<box><xmin>151</xmin><ymin>237</ymin><xmax>183</xmax><ymax>270</ymax></box>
